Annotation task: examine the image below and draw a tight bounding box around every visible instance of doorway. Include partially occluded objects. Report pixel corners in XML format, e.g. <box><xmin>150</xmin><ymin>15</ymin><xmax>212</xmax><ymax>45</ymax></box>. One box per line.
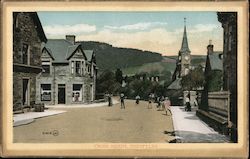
<box><xmin>22</xmin><ymin>79</ymin><xmax>29</xmax><ymax>105</ymax></box>
<box><xmin>58</xmin><ymin>84</ymin><xmax>65</xmax><ymax>104</ymax></box>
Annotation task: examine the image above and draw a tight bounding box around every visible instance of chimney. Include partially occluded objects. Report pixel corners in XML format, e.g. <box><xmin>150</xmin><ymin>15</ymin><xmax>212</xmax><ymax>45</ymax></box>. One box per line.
<box><xmin>207</xmin><ymin>39</ymin><xmax>214</xmax><ymax>54</ymax></box>
<box><xmin>66</xmin><ymin>35</ymin><xmax>75</xmax><ymax>44</ymax></box>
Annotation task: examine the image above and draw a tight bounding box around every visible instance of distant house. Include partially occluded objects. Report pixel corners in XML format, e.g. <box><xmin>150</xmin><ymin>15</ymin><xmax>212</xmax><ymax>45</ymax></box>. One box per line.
<box><xmin>204</xmin><ymin>41</ymin><xmax>223</xmax><ymax>92</ymax></box>
<box><xmin>13</xmin><ymin>12</ymin><xmax>47</xmax><ymax>111</ymax></box>
<box><xmin>36</xmin><ymin>35</ymin><xmax>97</xmax><ymax>105</ymax></box>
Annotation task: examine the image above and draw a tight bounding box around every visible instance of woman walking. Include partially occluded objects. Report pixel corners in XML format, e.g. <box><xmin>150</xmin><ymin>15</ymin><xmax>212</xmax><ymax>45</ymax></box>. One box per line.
<box><xmin>164</xmin><ymin>97</ymin><xmax>172</xmax><ymax>115</ymax></box>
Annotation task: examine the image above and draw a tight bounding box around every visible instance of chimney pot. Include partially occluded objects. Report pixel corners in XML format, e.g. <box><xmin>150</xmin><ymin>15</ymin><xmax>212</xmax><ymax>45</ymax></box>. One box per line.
<box><xmin>66</xmin><ymin>35</ymin><xmax>75</xmax><ymax>44</ymax></box>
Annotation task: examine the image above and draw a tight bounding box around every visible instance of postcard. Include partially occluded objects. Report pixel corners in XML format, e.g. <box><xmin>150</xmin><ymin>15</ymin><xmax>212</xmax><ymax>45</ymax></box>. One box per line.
<box><xmin>1</xmin><ymin>0</ymin><xmax>248</xmax><ymax>158</ymax></box>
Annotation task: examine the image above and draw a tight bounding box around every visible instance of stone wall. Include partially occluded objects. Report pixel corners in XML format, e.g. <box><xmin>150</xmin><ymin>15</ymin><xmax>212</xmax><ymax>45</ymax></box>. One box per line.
<box><xmin>197</xmin><ymin>91</ymin><xmax>230</xmax><ymax>135</ymax></box>
<box><xmin>13</xmin><ymin>12</ymin><xmax>44</xmax><ymax>108</ymax></box>
<box><xmin>36</xmin><ymin>64</ymin><xmax>95</xmax><ymax>105</ymax></box>
<box><xmin>13</xmin><ymin>12</ymin><xmax>42</xmax><ymax>66</ymax></box>
<box><xmin>208</xmin><ymin>91</ymin><xmax>230</xmax><ymax>117</ymax></box>
<box><xmin>13</xmin><ymin>72</ymin><xmax>37</xmax><ymax>106</ymax></box>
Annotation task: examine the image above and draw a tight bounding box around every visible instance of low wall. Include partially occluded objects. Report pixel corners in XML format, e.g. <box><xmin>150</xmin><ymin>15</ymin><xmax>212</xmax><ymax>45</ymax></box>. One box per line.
<box><xmin>208</xmin><ymin>91</ymin><xmax>230</xmax><ymax>120</ymax></box>
<box><xmin>196</xmin><ymin>91</ymin><xmax>230</xmax><ymax>135</ymax></box>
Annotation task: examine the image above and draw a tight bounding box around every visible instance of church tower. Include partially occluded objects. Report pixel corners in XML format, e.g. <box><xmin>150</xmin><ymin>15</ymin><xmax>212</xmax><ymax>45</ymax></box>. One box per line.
<box><xmin>172</xmin><ymin>18</ymin><xmax>191</xmax><ymax>80</ymax></box>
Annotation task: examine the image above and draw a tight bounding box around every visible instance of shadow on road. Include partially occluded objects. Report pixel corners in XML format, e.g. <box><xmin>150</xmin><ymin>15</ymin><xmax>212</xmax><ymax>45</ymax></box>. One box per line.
<box><xmin>164</xmin><ymin>130</ymin><xmax>230</xmax><ymax>143</ymax></box>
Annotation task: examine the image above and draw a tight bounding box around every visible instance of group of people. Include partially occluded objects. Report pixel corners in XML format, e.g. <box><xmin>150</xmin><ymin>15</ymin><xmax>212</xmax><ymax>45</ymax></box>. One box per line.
<box><xmin>105</xmin><ymin>92</ymin><xmax>172</xmax><ymax>116</ymax></box>
<box><xmin>156</xmin><ymin>95</ymin><xmax>172</xmax><ymax>115</ymax></box>
<box><xmin>132</xmin><ymin>93</ymin><xmax>172</xmax><ymax>115</ymax></box>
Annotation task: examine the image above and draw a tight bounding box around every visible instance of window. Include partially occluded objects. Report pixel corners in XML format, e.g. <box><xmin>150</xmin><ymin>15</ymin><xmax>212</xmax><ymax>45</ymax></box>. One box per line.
<box><xmin>42</xmin><ymin>61</ymin><xmax>50</xmax><ymax>74</ymax></box>
<box><xmin>87</xmin><ymin>65</ymin><xmax>91</xmax><ymax>74</ymax></box>
<box><xmin>41</xmin><ymin>84</ymin><xmax>51</xmax><ymax>101</ymax></box>
<box><xmin>81</xmin><ymin>61</ymin><xmax>85</xmax><ymax>75</ymax></box>
<box><xmin>22</xmin><ymin>43</ymin><xmax>29</xmax><ymax>64</ymax></box>
<box><xmin>75</xmin><ymin>61</ymin><xmax>81</xmax><ymax>75</ymax></box>
<box><xmin>71</xmin><ymin>61</ymin><xmax>74</xmax><ymax>74</ymax></box>
<box><xmin>72</xmin><ymin>84</ymin><xmax>82</xmax><ymax>102</ymax></box>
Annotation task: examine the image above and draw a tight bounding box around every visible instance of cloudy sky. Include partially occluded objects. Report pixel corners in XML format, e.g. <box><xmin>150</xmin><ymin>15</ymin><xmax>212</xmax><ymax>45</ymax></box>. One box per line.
<box><xmin>38</xmin><ymin>12</ymin><xmax>223</xmax><ymax>56</ymax></box>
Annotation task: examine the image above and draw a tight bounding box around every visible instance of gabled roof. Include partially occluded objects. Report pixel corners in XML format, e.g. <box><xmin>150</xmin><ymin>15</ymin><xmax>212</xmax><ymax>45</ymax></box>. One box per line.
<box><xmin>167</xmin><ymin>78</ymin><xmax>182</xmax><ymax>90</ymax></box>
<box><xmin>66</xmin><ymin>45</ymin><xmax>87</xmax><ymax>60</ymax></box>
<box><xmin>84</xmin><ymin>50</ymin><xmax>94</xmax><ymax>62</ymax></box>
<box><xmin>42</xmin><ymin>47</ymin><xmax>55</xmax><ymax>60</ymax></box>
<box><xmin>207</xmin><ymin>52</ymin><xmax>223</xmax><ymax>71</ymax></box>
<box><xmin>44</xmin><ymin>39</ymin><xmax>79</xmax><ymax>63</ymax></box>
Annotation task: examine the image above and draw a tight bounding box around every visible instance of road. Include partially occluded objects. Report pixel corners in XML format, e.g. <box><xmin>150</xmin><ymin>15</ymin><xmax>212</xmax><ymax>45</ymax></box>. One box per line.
<box><xmin>14</xmin><ymin>99</ymin><xmax>175</xmax><ymax>143</ymax></box>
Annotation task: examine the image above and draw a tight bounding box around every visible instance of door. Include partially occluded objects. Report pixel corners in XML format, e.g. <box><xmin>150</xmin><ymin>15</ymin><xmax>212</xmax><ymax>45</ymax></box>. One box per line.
<box><xmin>22</xmin><ymin>79</ymin><xmax>29</xmax><ymax>105</ymax></box>
<box><xmin>58</xmin><ymin>84</ymin><xmax>65</xmax><ymax>104</ymax></box>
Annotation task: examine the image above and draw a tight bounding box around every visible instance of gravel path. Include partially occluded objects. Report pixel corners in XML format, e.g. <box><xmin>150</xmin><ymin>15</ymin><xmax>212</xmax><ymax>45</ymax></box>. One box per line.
<box><xmin>14</xmin><ymin>100</ymin><xmax>175</xmax><ymax>143</ymax></box>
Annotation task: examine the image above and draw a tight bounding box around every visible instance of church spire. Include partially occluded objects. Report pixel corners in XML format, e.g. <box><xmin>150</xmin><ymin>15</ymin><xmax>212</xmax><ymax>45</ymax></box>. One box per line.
<box><xmin>180</xmin><ymin>18</ymin><xmax>190</xmax><ymax>53</ymax></box>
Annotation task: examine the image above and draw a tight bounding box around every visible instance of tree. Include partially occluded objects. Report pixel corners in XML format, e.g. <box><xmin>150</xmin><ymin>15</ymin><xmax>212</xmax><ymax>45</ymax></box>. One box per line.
<box><xmin>181</xmin><ymin>66</ymin><xmax>205</xmax><ymax>90</ymax></box>
<box><xmin>115</xmin><ymin>68</ymin><xmax>123</xmax><ymax>84</ymax></box>
<box><xmin>96</xmin><ymin>70</ymin><xmax>121</xmax><ymax>94</ymax></box>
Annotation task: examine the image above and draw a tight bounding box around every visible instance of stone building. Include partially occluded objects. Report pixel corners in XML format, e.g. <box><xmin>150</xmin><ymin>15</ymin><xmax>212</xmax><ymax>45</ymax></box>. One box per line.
<box><xmin>197</xmin><ymin>12</ymin><xmax>237</xmax><ymax>142</ymax></box>
<box><xmin>13</xmin><ymin>12</ymin><xmax>47</xmax><ymax>110</ymax></box>
<box><xmin>217</xmin><ymin>12</ymin><xmax>238</xmax><ymax>142</ymax></box>
<box><xmin>36</xmin><ymin>35</ymin><xmax>97</xmax><ymax>105</ymax></box>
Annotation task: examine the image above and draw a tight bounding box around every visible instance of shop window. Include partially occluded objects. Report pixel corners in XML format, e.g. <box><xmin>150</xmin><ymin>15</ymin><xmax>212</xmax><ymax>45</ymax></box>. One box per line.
<box><xmin>41</xmin><ymin>84</ymin><xmax>51</xmax><ymax>101</ymax></box>
<box><xmin>72</xmin><ymin>84</ymin><xmax>82</xmax><ymax>102</ymax></box>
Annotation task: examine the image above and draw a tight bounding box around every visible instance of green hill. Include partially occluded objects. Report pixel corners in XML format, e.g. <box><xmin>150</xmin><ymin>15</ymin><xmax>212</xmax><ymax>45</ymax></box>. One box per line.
<box><xmin>77</xmin><ymin>41</ymin><xmax>163</xmax><ymax>71</ymax></box>
<box><xmin>122</xmin><ymin>57</ymin><xmax>176</xmax><ymax>76</ymax></box>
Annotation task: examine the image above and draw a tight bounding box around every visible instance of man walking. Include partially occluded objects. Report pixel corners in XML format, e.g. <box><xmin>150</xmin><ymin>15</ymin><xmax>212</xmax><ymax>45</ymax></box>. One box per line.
<box><xmin>120</xmin><ymin>93</ymin><xmax>125</xmax><ymax>109</ymax></box>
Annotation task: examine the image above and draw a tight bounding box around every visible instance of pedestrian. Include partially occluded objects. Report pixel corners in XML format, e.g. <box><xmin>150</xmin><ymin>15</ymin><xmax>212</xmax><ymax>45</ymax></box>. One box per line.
<box><xmin>135</xmin><ymin>95</ymin><xmax>140</xmax><ymax>105</ymax></box>
<box><xmin>120</xmin><ymin>93</ymin><xmax>125</xmax><ymax>109</ymax></box>
<box><xmin>194</xmin><ymin>92</ymin><xmax>198</xmax><ymax>107</ymax></box>
<box><xmin>156</xmin><ymin>96</ymin><xmax>161</xmax><ymax>108</ymax></box>
<box><xmin>108</xmin><ymin>93</ymin><xmax>112</xmax><ymax>107</ymax></box>
<box><xmin>164</xmin><ymin>97</ymin><xmax>172</xmax><ymax>115</ymax></box>
<box><xmin>185</xmin><ymin>94</ymin><xmax>191</xmax><ymax>111</ymax></box>
<box><xmin>148</xmin><ymin>93</ymin><xmax>153</xmax><ymax>109</ymax></box>
<box><xmin>158</xmin><ymin>96</ymin><xmax>165</xmax><ymax>111</ymax></box>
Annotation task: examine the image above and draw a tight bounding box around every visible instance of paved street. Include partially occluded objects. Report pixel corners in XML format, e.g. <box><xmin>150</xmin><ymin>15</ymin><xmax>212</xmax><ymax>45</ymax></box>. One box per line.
<box><xmin>14</xmin><ymin>99</ymin><xmax>175</xmax><ymax>143</ymax></box>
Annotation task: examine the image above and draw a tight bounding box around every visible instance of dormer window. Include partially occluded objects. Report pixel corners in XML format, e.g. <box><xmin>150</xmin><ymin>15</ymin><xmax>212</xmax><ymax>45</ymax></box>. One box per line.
<box><xmin>75</xmin><ymin>61</ymin><xmax>81</xmax><ymax>76</ymax></box>
<box><xmin>42</xmin><ymin>61</ymin><xmax>50</xmax><ymax>74</ymax></box>
<box><xmin>71</xmin><ymin>60</ymin><xmax>83</xmax><ymax>76</ymax></box>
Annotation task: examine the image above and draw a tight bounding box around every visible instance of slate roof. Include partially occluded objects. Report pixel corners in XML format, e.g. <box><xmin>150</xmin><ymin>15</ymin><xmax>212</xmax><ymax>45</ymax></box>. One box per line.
<box><xmin>208</xmin><ymin>52</ymin><xmax>223</xmax><ymax>71</ymax></box>
<box><xmin>84</xmin><ymin>50</ymin><xmax>94</xmax><ymax>62</ymax></box>
<box><xmin>44</xmin><ymin>39</ymin><xmax>83</xmax><ymax>63</ymax></box>
<box><xmin>167</xmin><ymin>78</ymin><xmax>182</xmax><ymax>90</ymax></box>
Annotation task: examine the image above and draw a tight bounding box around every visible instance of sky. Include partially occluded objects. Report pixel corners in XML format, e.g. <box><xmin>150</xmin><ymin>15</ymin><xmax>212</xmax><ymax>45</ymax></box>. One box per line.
<box><xmin>37</xmin><ymin>12</ymin><xmax>223</xmax><ymax>56</ymax></box>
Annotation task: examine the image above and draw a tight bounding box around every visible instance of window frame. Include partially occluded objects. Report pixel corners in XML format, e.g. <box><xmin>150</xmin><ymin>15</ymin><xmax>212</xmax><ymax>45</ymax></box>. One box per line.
<box><xmin>40</xmin><ymin>84</ymin><xmax>52</xmax><ymax>101</ymax></box>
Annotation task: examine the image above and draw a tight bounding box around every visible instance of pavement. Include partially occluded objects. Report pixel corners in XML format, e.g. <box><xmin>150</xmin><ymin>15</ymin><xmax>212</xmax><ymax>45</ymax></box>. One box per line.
<box><xmin>13</xmin><ymin>100</ymin><xmax>119</xmax><ymax>127</ymax></box>
<box><xmin>170</xmin><ymin>106</ymin><xmax>230</xmax><ymax>143</ymax></box>
<box><xmin>13</xmin><ymin>110</ymin><xmax>67</xmax><ymax>127</ymax></box>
